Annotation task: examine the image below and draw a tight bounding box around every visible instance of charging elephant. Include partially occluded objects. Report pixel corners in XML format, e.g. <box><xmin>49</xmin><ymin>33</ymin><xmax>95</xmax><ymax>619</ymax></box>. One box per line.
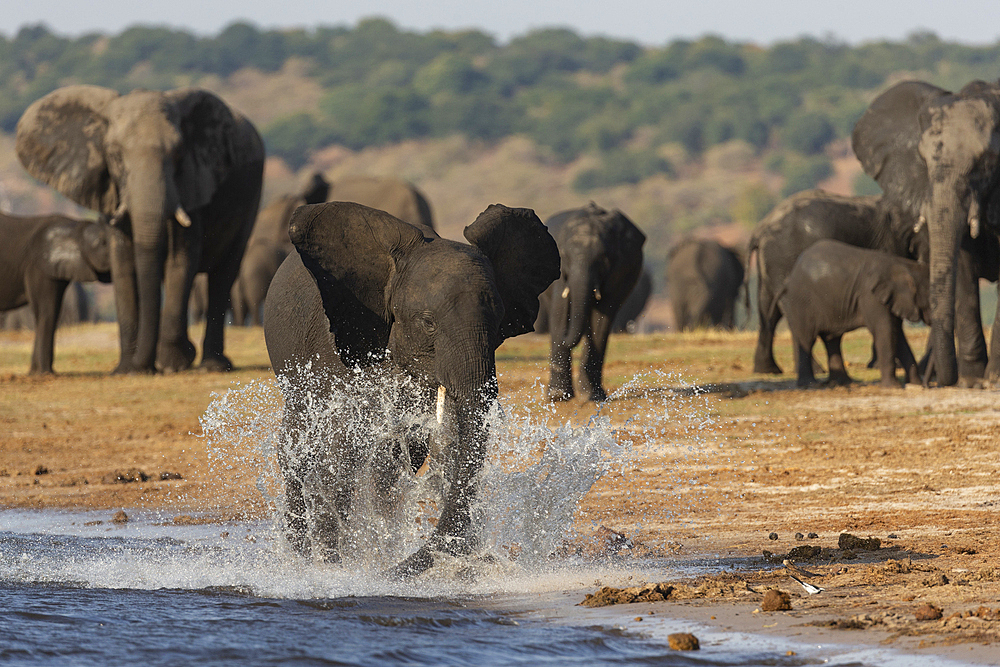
<box><xmin>852</xmin><ymin>79</ymin><xmax>1000</xmax><ymax>386</ymax></box>
<box><xmin>666</xmin><ymin>237</ymin><xmax>744</xmax><ymax>331</ymax></box>
<box><xmin>543</xmin><ymin>202</ymin><xmax>646</xmax><ymax>402</ymax></box>
<box><xmin>16</xmin><ymin>85</ymin><xmax>265</xmax><ymax>373</ymax></box>
<box><xmin>0</xmin><ymin>214</ymin><xmax>110</xmax><ymax>373</ymax></box>
<box><xmin>263</xmin><ymin>202</ymin><xmax>559</xmax><ymax>578</ymax></box>
<box><xmin>778</xmin><ymin>240</ymin><xmax>930</xmax><ymax>388</ymax></box>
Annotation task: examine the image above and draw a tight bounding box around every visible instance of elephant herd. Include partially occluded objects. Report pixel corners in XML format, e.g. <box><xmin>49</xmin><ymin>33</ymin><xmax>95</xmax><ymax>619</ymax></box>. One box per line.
<box><xmin>6</xmin><ymin>77</ymin><xmax>1000</xmax><ymax>577</ymax></box>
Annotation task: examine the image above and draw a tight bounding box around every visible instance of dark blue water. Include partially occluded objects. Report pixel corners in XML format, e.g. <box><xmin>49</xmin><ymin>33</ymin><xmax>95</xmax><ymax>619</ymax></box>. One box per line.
<box><xmin>0</xmin><ymin>516</ymin><xmax>837</xmax><ymax>667</ymax></box>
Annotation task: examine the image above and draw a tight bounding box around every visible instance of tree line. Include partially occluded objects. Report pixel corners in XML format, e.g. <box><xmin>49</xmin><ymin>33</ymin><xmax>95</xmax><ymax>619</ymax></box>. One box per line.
<box><xmin>4</xmin><ymin>19</ymin><xmax>1000</xmax><ymax>193</ymax></box>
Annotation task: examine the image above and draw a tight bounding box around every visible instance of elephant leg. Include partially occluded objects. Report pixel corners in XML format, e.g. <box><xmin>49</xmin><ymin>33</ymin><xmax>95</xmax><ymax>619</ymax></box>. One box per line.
<box><xmin>109</xmin><ymin>228</ymin><xmax>141</xmax><ymax>373</ymax></box>
<box><xmin>202</xmin><ymin>261</ymin><xmax>241</xmax><ymax>371</ymax></box>
<box><xmin>986</xmin><ymin>283</ymin><xmax>1000</xmax><ymax>384</ymax></box>
<box><xmin>753</xmin><ymin>284</ymin><xmax>783</xmax><ymax>374</ymax></box>
<box><xmin>955</xmin><ymin>248</ymin><xmax>987</xmax><ymax>385</ymax></box>
<box><xmin>893</xmin><ymin>321</ymin><xmax>921</xmax><ymax>385</ymax></box>
<box><xmin>823</xmin><ymin>334</ymin><xmax>852</xmax><ymax>386</ymax></box>
<box><xmin>578</xmin><ymin>309</ymin><xmax>612</xmax><ymax>402</ymax></box>
<box><xmin>230</xmin><ymin>277</ymin><xmax>247</xmax><ymax>327</ymax></box>
<box><xmin>793</xmin><ymin>332</ymin><xmax>818</xmax><ymax>387</ymax></box>
<box><xmin>27</xmin><ymin>278</ymin><xmax>68</xmax><ymax>375</ymax></box>
<box><xmin>157</xmin><ymin>242</ymin><xmax>197</xmax><ymax>373</ymax></box>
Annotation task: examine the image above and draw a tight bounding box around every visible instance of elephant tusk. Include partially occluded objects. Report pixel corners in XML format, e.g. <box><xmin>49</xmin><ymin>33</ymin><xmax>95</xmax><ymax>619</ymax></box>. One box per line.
<box><xmin>109</xmin><ymin>203</ymin><xmax>128</xmax><ymax>229</ymax></box>
<box><xmin>968</xmin><ymin>198</ymin><xmax>981</xmax><ymax>238</ymax></box>
<box><xmin>436</xmin><ymin>385</ymin><xmax>446</xmax><ymax>424</ymax></box>
<box><xmin>175</xmin><ymin>206</ymin><xmax>192</xmax><ymax>227</ymax></box>
<box><xmin>594</xmin><ymin>288</ymin><xmax>602</xmax><ymax>302</ymax></box>
<box><xmin>561</xmin><ymin>286</ymin><xmax>570</xmax><ymax>299</ymax></box>
<box><xmin>913</xmin><ymin>215</ymin><xmax>926</xmax><ymax>234</ymax></box>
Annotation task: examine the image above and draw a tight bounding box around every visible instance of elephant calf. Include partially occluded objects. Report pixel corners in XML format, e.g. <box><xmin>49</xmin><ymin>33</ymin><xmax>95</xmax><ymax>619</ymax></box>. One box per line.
<box><xmin>0</xmin><ymin>214</ymin><xmax>111</xmax><ymax>373</ymax></box>
<box><xmin>778</xmin><ymin>240</ymin><xmax>930</xmax><ymax>388</ymax></box>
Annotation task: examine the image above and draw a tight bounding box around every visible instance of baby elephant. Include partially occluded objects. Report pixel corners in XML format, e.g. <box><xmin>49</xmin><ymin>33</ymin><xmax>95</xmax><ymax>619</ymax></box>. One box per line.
<box><xmin>0</xmin><ymin>214</ymin><xmax>111</xmax><ymax>373</ymax></box>
<box><xmin>778</xmin><ymin>240</ymin><xmax>930</xmax><ymax>388</ymax></box>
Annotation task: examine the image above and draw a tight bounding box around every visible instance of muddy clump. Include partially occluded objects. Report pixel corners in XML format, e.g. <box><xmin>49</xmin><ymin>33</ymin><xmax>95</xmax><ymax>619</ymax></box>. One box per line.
<box><xmin>667</xmin><ymin>633</ymin><xmax>700</xmax><ymax>650</ymax></box>
<box><xmin>111</xmin><ymin>510</ymin><xmax>128</xmax><ymax>524</ymax></box>
<box><xmin>103</xmin><ymin>469</ymin><xmax>150</xmax><ymax>484</ymax></box>
<box><xmin>915</xmin><ymin>604</ymin><xmax>943</xmax><ymax>621</ymax></box>
<box><xmin>580</xmin><ymin>583</ymin><xmax>674</xmax><ymax>607</ymax></box>
<box><xmin>838</xmin><ymin>533</ymin><xmax>880</xmax><ymax>551</ymax></box>
<box><xmin>761</xmin><ymin>589</ymin><xmax>792</xmax><ymax>611</ymax></box>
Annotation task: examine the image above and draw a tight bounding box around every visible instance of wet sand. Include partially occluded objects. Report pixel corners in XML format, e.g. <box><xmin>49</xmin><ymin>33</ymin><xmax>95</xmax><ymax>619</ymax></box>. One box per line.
<box><xmin>2</xmin><ymin>323</ymin><xmax>999</xmax><ymax>661</ymax></box>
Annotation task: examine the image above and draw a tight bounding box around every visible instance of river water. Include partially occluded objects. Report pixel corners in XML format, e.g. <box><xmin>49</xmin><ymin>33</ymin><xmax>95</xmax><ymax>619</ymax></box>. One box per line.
<box><xmin>0</xmin><ymin>377</ymin><xmax>982</xmax><ymax>665</ymax></box>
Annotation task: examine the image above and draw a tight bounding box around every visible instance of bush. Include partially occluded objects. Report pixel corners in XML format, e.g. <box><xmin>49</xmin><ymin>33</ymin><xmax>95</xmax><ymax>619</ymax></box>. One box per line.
<box><xmin>572</xmin><ymin>149</ymin><xmax>673</xmax><ymax>192</ymax></box>
<box><xmin>780</xmin><ymin>154</ymin><xmax>834</xmax><ymax>196</ymax></box>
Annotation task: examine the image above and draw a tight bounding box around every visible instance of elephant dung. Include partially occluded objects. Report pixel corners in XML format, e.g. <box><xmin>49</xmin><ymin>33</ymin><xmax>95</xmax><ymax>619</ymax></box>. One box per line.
<box><xmin>761</xmin><ymin>589</ymin><xmax>793</xmax><ymax>611</ymax></box>
<box><xmin>667</xmin><ymin>633</ymin><xmax>700</xmax><ymax>651</ymax></box>
<box><xmin>839</xmin><ymin>533</ymin><xmax>881</xmax><ymax>551</ymax></box>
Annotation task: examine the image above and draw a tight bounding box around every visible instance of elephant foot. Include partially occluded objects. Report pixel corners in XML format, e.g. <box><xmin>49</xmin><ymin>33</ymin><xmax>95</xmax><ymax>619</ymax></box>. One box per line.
<box><xmin>386</xmin><ymin>545</ymin><xmax>436</xmax><ymax>581</ymax></box>
<box><xmin>548</xmin><ymin>384</ymin><xmax>574</xmax><ymax>402</ymax></box>
<box><xmin>581</xmin><ymin>386</ymin><xmax>608</xmax><ymax>402</ymax></box>
<box><xmin>200</xmin><ymin>352</ymin><xmax>234</xmax><ymax>373</ymax></box>
<box><xmin>157</xmin><ymin>340</ymin><xmax>197</xmax><ymax>373</ymax></box>
<box><xmin>795</xmin><ymin>376</ymin><xmax>820</xmax><ymax>388</ymax></box>
<box><xmin>957</xmin><ymin>376</ymin><xmax>984</xmax><ymax>389</ymax></box>
<box><xmin>753</xmin><ymin>359</ymin><xmax>783</xmax><ymax>375</ymax></box>
<box><xmin>112</xmin><ymin>360</ymin><xmax>156</xmax><ymax>375</ymax></box>
<box><xmin>826</xmin><ymin>373</ymin><xmax>852</xmax><ymax>387</ymax></box>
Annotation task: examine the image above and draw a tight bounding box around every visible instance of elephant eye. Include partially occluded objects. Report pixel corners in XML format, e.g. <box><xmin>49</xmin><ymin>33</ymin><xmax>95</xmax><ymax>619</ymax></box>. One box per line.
<box><xmin>417</xmin><ymin>312</ymin><xmax>436</xmax><ymax>334</ymax></box>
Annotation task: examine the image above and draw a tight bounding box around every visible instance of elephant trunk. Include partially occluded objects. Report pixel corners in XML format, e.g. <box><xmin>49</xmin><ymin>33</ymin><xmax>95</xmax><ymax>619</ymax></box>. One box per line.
<box><xmin>562</xmin><ymin>270</ymin><xmax>597</xmax><ymax>348</ymax></box>
<box><xmin>122</xmin><ymin>162</ymin><xmax>180</xmax><ymax>369</ymax></box>
<box><xmin>927</xmin><ymin>186</ymin><xmax>965</xmax><ymax>386</ymax></box>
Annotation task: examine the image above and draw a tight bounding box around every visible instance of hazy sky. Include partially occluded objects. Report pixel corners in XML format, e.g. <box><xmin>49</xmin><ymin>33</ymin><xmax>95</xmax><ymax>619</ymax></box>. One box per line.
<box><xmin>2</xmin><ymin>0</ymin><xmax>999</xmax><ymax>45</ymax></box>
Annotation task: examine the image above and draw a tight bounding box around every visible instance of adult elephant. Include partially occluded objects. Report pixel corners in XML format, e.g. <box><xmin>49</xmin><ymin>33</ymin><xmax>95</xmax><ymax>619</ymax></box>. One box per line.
<box><xmin>543</xmin><ymin>202</ymin><xmax>646</xmax><ymax>402</ymax></box>
<box><xmin>535</xmin><ymin>265</ymin><xmax>652</xmax><ymax>334</ymax></box>
<box><xmin>264</xmin><ymin>202</ymin><xmax>559</xmax><ymax>578</ymax></box>
<box><xmin>666</xmin><ymin>237</ymin><xmax>744</xmax><ymax>331</ymax></box>
<box><xmin>16</xmin><ymin>85</ymin><xmax>265</xmax><ymax>373</ymax></box>
<box><xmin>852</xmin><ymin>79</ymin><xmax>1000</xmax><ymax>386</ymax></box>
<box><xmin>749</xmin><ymin>190</ymin><xmax>927</xmax><ymax>374</ymax></box>
<box><xmin>329</xmin><ymin>175</ymin><xmax>434</xmax><ymax>229</ymax></box>
<box><xmin>228</xmin><ymin>173</ymin><xmax>330</xmax><ymax>325</ymax></box>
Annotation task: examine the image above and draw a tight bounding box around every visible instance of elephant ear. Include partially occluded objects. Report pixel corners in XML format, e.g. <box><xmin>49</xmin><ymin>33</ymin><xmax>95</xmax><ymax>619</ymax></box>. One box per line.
<box><xmin>166</xmin><ymin>88</ymin><xmax>246</xmax><ymax>212</ymax></box>
<box><xmin>15</xmin><ymin>85</ymin><xmax>121</xmax><ymax>215</ymax></box>
<box><xmin>851</xmin><ymin>81</ymin><xmax>949</xmax><ymax>221</ymax></box>
<box><xmin>872</xmin><ymin>269</ymin><xmax>922</xmax><ymax>322</ymax></box>
<box><xmin>288</xmin><ymin>201</ymin><xmax>426</xmax><ymax>365</ymax></box>
<box><xmin>464</xmin><ymin>204</ymin><xmax>560</xmax><ymax>341</ymax></box>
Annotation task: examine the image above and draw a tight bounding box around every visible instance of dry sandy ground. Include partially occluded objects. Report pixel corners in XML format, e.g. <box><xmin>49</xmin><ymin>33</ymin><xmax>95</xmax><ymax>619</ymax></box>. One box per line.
<box><xmin>2</xmin><ymin>324</ymin><xmax>999</xmax><ymax>661</ymax></box>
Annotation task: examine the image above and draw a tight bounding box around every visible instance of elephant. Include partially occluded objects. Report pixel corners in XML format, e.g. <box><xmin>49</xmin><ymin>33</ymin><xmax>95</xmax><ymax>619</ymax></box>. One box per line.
<box><xmin>535</xmin><ymin>265</ymin><xmax>652</xmax><ymax>334</ymax></box>
<box><xmin>329</xmin><ymin>175</ymin><xmax>434</xmax><ymax>229</ymax></box>
<box><xmin>748</xmin><ymin>190</ymin><xmax>932</xmax><ymax>374</ymax></box>
<box><xmin>777</xmin><ymin>240</ymin><xmax>930</xmax><ymax>388</ymax></box>
<box><xmin>666</xmin><ymin>237</ymin><xmax>744</xmax><ymax>331</ymax></box>
<box><xmin>16</xmin><ymin>85</ymin><xmax>265</xmax><ymax>373</ymax></box>
<box><xmin>852</xmin><ymin>79</ymin><xmax>1000</xmax><ymax>386</ymax></box>
<box><xmin>0</xmin><ymin>213</ymin><xmax>111</xmax><ymax>373</ymax></box>
<box><xmin>612</xmin><ymin>266</ymin><xmax>652</xmax><ymax>333</ymax></box>
<box><xmin>228</xmin><ymin>172</ymin><xmax>330</xmax><ymax>325</ymax></box>
<box><xmin>542</xmin><ymin>202</ymin><xmax>646</xmax><ymax>402</ymax></box>
<box><xmin>263</xmin><ymin>201</ymin><xmax>559</xmax><ymax>578</ymax></box>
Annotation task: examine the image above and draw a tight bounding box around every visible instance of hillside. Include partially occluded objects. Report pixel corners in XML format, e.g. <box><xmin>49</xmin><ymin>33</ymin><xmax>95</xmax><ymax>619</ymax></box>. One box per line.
<box><xmin>3</xmin><ymin>20</ymin><xmax>1000</xmax><ymax>287</ymax></box>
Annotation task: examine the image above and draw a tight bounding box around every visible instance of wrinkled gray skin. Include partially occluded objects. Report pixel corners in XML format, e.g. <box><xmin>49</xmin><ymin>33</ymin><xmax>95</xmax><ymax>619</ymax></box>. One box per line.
<box><xmin>778</xmin><ymin>240</ymin><xmax>930</xmax><ymax>388</ymax></box>
<box><xmin>16</xmin><ymin>85</ymin><xmax>264</xmax><ymax>373</ymax></box>
<box><xmin>852</xmin><ymin>79</ymin><xmax>1000</xmax><ymax>386</ymax></box>
<box><xmin>666</xmin><ymin>237</ymin><xmax>744</xmax><ymax>331</ymax></box>
<box><xmin>263</xmin><ymin>202</ymin><xmax>559</xmax><ymax>579</ymax></box>
<box><xmin>543</xmin><ymin>203</ymin><xmax>646</xmax><ymax>402</ymax></box>
<box><xmin>535</xmin><ymin>266</ymin><xmax>651</xmax><ymax>334</ymax></box>
<box><xmin>749</xmin><ymin>190</ymin><xmax>932</xmax><ymax>374</ymax></box>
<box><xmin>0</xmin><ymin>214</ymin><xmax>110</xmax><ymax>373</ymax></box>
